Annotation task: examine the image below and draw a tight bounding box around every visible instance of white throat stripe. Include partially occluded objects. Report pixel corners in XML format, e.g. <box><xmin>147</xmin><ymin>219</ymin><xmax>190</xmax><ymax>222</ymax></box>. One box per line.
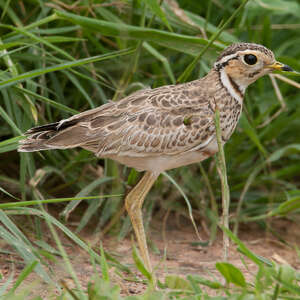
<box><xmin>220</xmin><ymin>69</ymin><xmax>243</xmax><ymax>104</ymax></box>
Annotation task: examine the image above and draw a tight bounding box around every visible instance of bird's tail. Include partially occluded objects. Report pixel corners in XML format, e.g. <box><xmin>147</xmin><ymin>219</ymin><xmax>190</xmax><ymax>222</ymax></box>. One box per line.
<box><xmin>18</xmin><ymin>119</ymin><xmax>79</xmax><ymax>152</ymax></box>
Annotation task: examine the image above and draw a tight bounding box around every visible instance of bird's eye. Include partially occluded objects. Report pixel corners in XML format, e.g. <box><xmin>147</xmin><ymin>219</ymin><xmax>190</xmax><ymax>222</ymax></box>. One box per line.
<box><xmin>244</xmin><ymin>54</ymin><xmax>257</xmax><ymax>65</ymax></box>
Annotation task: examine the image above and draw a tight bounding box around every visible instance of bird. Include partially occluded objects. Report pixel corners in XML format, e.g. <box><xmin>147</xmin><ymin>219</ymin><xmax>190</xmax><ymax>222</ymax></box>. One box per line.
<box><xmin>18</xmin><ymin>43</ymin><xmax>292</xmax><ymax>274</ymax></box>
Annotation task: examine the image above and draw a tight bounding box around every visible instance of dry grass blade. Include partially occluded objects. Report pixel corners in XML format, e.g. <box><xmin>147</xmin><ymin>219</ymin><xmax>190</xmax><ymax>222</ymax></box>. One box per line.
<box><xmin>257</xmin><ymin>74</ymin><xmax>286</xmax><ymax>128</ymax></box>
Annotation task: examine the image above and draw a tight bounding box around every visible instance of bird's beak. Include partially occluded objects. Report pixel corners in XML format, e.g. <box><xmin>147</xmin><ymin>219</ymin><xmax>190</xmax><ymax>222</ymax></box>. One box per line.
<box><xmin>268</xmin><ymin>61</ymin><xmax>293</xmax><ymax>72</ymax></box>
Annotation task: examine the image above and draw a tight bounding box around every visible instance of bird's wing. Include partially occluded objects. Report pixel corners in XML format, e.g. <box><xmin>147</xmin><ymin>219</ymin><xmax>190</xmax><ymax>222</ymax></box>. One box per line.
<box><xmin>88</xmin><ymin>84</ymin><xmax>216</xmax><ymax>157</ymax></box>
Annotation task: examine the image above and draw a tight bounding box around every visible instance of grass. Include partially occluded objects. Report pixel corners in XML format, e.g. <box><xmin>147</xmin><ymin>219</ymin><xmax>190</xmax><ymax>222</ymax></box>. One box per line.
<box><xmin>1</xmin><ymin>0</ymin><xmax>300</xmax><ymax>298</ymax></box>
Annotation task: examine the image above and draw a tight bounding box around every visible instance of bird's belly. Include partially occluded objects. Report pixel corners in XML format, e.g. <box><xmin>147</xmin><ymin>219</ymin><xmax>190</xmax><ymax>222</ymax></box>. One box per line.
<box><xmin>108</xmin><ymin>140</ymin><xmax>218</xmax><ymax>174</ymax></box>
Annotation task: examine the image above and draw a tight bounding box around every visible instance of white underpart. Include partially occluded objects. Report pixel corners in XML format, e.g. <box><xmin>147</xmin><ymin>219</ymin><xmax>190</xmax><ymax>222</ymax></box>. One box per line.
<box><xmin>219</xmin><ymin>68</ymin><xmax>244</xmax><ymax>104</ymax></box>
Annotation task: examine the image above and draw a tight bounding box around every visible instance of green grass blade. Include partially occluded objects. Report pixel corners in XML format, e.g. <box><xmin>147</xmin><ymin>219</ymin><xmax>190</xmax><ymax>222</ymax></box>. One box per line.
<box><xmin>162</xmin><ymin>171</ymin><xmax>202</xmax><ymax>242</ymax></box>
<box><xmin>143</xmin><ymin>0</ymin><xmax>173</xmax><ymax>32</ymax></box>
<box><xmin>143</xmin><ymin>42</ymin><xmax>176</xmax><ymax>84</ymax></box>
<box><xmin>8</xmin><ymin>261</ymin><xmax>38</xmax><ymax>294</ymax></box>
<box><xmin>177</xmin><ymin>0</ymin><xmax>250</xmax><ymax>83</ymax></box>
<box><xmin>60</xmin><ymin>177</ymin><xmax>114</xmax><ymax>221</ymax></box>
<box><xmin>132</xmin><ymin>245</ymin><xmax>153</xmax><ymax>284</ymax></box>
<box><xmin>15</xmin><ymin>86</ymin><xmax>78</xmax><ymax>115</ymax></box>
<box><xmin>216</xmin><ymin>262</ymin><xmax>246</xmax><ymax>287</ymax></box>
<box><xmin>0</xmin><ymin>195</ymin><xmax>121</xmax><ymax>209</ymax></box>
<box><xmin>0</xmin><ymin>210</ymin><xmax>51</xmax><ymax>281</ymax></box>
<box><xmin>6</xmin><ymin>207</ymin><xmax>129</xmax><ymax>272</ymax></box>
<box><xmin>100</xmin><ymin>243</ymin><xmax>110</xmax><ymax>282</ymax></box>
<box><xmin>214</xmin><ymin>108</ymin><xmax>230</xmax><ymax>261</ymax></box>
<box><xmin>55</xmin><ymin>10</ymin><xmax>219</xmax><ymax>55</ymax></box>
<box><xmin>0</xmin><ymin>102</ymin><xmax>22</xmax><ymax>135</ymax></box>
<box><xmin>240</xmin><ymin>114</ymin><xmax>268</xmax><ymax>157</ymax></box>
<box><xmin>0</xmin><ymin>48</ymin><xmax>135</xmax><ymax>89</ymax></box>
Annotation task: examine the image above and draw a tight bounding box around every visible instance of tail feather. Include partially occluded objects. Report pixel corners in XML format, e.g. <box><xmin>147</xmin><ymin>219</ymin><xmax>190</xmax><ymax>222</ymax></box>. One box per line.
<box><xmin>18</xmin><ymin>119</ymin><xmax>83</xmax><ymax>152</ymax></box>
<box><xmin>18</xmin><ymin>102</ymin><xmax>116</xmax><ymax>153</ymax></box>
<box><xmin>18</xmin><ymin>138</ymin><xmax>60</xmax><ymax>152</ymax></box>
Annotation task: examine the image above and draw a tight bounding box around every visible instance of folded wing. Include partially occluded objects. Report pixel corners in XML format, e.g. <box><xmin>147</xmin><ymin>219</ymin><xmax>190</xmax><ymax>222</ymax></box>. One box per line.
<box><xmin>19</xmin><ymin>83</ymin><xmax>215</xmax><ymax>157</ymax></box>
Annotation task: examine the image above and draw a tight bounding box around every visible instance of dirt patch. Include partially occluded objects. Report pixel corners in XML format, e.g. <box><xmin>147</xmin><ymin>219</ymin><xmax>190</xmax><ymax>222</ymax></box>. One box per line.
<box><xmin>1</xmin><ymin>215</ymin><xmax>300</xmax><ymax>297</ymax></box>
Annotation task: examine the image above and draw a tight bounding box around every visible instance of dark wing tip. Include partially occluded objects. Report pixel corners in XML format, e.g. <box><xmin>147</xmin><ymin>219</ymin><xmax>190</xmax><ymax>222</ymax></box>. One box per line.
<box><xmin>25</xmin><ymin>122</ymin><xmax>60</xmax><ymax>135</ymax></box>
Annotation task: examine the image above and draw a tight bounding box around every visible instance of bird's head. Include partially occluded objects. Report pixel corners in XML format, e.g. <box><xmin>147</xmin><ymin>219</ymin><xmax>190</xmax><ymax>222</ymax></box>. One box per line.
<box><xmin>214</xmin><ymin>43</ymin><xmax>293</xmax><ymax>92</ymax></box>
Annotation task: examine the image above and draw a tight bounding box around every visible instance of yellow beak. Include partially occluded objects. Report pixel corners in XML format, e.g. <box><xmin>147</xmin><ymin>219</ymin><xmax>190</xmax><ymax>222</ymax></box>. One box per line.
<box><xmin>268</xmin><ymin>61</ymin><xmax>293</xmax><ymax>72</ymax></box>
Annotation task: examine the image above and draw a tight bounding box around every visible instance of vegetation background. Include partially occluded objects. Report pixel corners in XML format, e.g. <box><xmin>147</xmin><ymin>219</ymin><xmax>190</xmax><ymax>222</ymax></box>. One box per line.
<box><xmin>0</xmin><ymin>0</ymin><xmax>300</xmax><ymax>298</ymax></box>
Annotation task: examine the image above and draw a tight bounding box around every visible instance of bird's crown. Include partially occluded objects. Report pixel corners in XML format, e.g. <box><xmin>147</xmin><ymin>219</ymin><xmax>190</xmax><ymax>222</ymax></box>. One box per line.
<box><xmin>216</xmin><ymin>43</ymin><xmax>275</xmax><ymax>63</ymax></box>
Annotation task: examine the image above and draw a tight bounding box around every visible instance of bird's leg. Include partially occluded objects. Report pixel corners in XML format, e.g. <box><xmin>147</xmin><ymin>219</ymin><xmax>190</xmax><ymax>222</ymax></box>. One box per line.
<box><xmin>125</xmin><ymin>171</ymin><xmax>158</xmax><ymax>273</ymax></box>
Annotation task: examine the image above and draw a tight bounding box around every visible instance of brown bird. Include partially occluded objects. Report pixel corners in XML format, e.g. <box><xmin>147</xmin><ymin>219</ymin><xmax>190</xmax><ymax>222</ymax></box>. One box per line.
<box><xmin>18</xmin><ymin>43</ymin><xmax>292</xmax><ymax>273</ymax></box>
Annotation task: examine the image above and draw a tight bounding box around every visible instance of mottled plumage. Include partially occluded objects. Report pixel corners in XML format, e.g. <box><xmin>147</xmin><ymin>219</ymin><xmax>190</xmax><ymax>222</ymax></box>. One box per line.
<box><xmin>18</xmin><ymin>43</ymin><xmax>292</xmax><ymax>274</ymax></box>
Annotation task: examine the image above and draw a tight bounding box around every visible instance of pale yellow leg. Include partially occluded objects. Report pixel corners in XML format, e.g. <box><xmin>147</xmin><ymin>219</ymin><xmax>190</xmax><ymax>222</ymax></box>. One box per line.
<box><xmin>125</xmin><ymin>171</ymin><xmax>158</xmax><ymax>273</ymax></box>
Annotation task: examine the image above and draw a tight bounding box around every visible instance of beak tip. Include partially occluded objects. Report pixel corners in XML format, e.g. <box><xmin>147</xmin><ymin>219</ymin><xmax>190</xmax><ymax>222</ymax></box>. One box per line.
<box><xmin>282</xmin><ymin>64</ymin><xmax>293</xmax><ymax>72</ymax></box>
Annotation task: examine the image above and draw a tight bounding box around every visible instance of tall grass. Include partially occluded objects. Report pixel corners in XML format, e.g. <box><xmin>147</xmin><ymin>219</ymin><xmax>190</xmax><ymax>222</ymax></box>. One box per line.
<box><xmin>1</xmin><ymin>0</ymin><xmax>300</xmax><ymax>298</ymax></box>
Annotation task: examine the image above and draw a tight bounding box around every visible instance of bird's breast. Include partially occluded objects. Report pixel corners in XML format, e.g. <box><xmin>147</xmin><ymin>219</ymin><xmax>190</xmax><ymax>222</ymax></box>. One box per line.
<box><xmin>218</xmin><ymin>96</ymin><xmax>243</xmax><ymax>142</ymax></box>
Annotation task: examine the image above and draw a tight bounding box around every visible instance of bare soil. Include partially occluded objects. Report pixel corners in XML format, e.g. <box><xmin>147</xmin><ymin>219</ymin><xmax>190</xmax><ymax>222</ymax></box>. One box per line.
<box><xmin>1</xmin><ymin>214</ymin><xmax>300</xmax><ymax>298</ymax></box>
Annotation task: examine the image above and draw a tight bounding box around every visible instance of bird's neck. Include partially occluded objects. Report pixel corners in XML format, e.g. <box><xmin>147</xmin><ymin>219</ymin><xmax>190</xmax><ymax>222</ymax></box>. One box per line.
<box><xmin>209</xmin><ymin>68</ymin><xmax>246</xmax><ymax>105</ymax></box>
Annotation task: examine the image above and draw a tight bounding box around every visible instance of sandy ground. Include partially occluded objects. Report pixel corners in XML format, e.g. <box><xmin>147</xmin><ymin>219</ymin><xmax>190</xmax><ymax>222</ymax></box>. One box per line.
<box><xmin>1</xmin><ymin>214</ymin><xmax>300</xmax><ymax>298</ymax></box>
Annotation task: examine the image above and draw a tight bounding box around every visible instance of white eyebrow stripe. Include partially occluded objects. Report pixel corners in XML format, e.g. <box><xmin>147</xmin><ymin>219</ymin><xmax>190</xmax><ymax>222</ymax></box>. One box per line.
<box><xmin>214</xmin><ymin>49</ymin><xmax>262</xmax><ymax>69</ymax></box>
<box><xmin>214</xmin><ymin>53</ymin><xmax>239</xmax><ymax>68</ymax></box>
